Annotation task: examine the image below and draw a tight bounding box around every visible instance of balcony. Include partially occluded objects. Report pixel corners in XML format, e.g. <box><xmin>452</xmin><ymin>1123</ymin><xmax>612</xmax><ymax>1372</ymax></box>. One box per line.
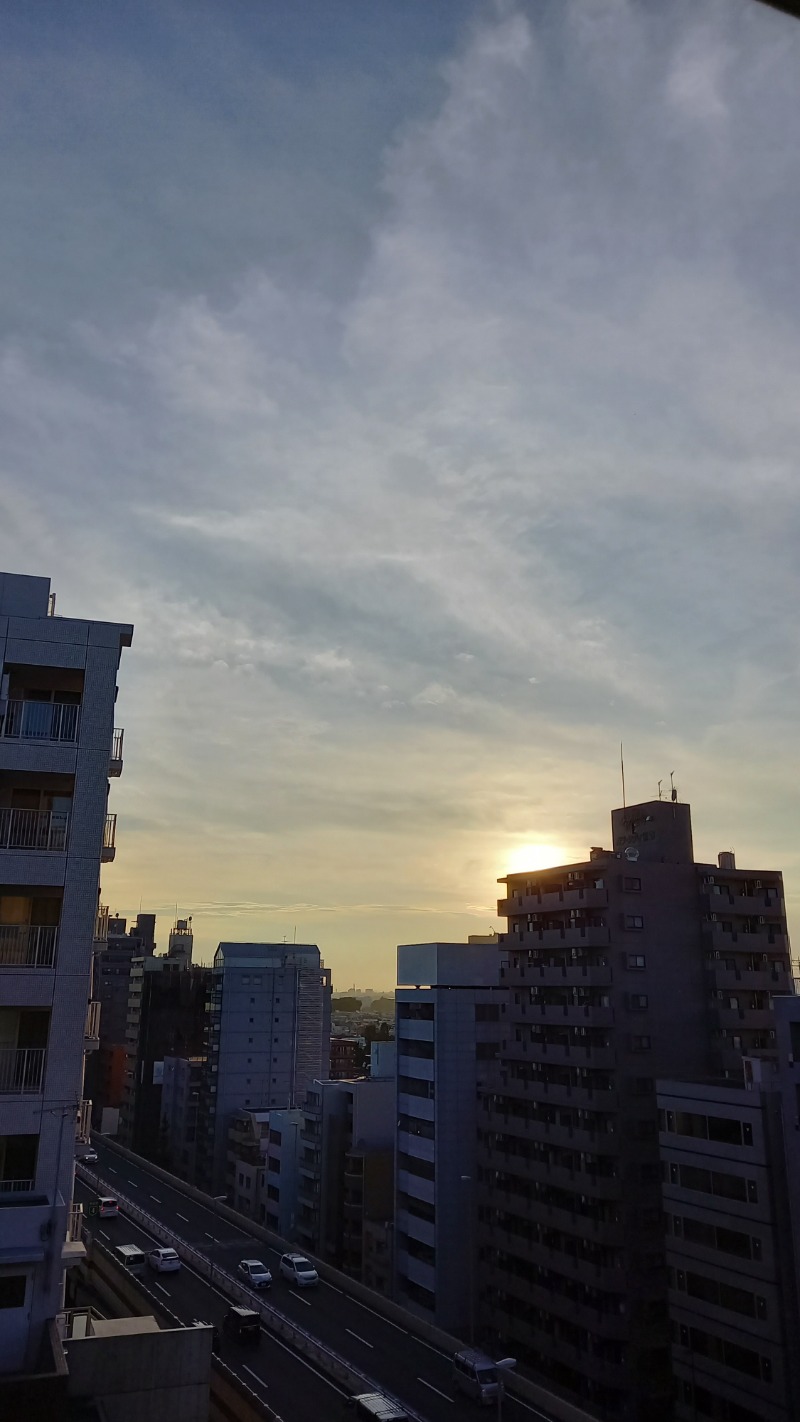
<box><xmin>0</xmin><ymin>1046</ymin><xmax>45</xmax><ymax>1094</ymax></box>
<box><xmin>63</xmin><ymin>1203</ymin><xmax>86</xmax><ymax>1266</ymax></box>
<box><xmin>94</xmin><ymin>905</ymin><xmax>109</xmax><ymax>943</ymax></box>
<box><xmin>0</xmin><ymin>924</ymin><xmax>57</xmax><ymax>968</ymax></box>
<box><xmin>101</xmin><ymin>814</ymin><xmax>117</xmax><ymax>863</ymax></box>
<box><xmin>85</xmin><ymin>1000</ymin><xmax>101</xmax><ymax>1049</ymax></box>
<box><xmin>0</xmin><ymin>807</ymin><xmax>69</xmax><ymax>853</ymax></box>
<box><xmin>0</xmin><ymin>700</ymin><xmax>79</xmax><ymax>744</ymax></box>
<box><xmin>109</xmin><ymin>728</ymin><xmax>124</xmax><ymax>778</ymax></box>
<box><xmin>0</xmin><ymin>1175</ymin><xmax>35</xmax><ymax>1195</ymax></box>
<box><xmin>76</xmin><ymin>1098</ymin><xmax>92</xmax><ymax>1144</ymax></box>
<box><xmin>504</xmin><ymin>963</ymin><xmax>613</xmax><ymax>989</ymax></box>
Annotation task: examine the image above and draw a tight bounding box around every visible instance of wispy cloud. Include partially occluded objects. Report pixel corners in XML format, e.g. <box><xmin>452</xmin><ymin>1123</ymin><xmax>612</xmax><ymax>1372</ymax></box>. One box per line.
<box><xmin>1</xmin><ymin>0</ymin><xmax>799</xmax><ymax>978</ymax></box>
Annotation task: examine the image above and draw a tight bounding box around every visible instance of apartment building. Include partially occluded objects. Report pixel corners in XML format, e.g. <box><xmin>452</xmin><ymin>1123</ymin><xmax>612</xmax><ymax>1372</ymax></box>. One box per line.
<box><xmin>160</xmin><ymin>1054</ymin><xmax>204</xmax><ymax>1181</ymax></box>
<box><xmin>659</xmin><ymin>1075</ymin><xmax>799</xmax><ymax>1422</ymax></box>
<box><xmin>86</xmin><ymin>911</ymin><xmax>156</xmax><ymax>1131</ymax></box>
<box><xmin>119</xmin><ymin>957</ymin><xmax>209</xmax><ymax>1160</ymax></box>
<box><xmin>0</xmin><ymin>571</ymin><xmax>131</xmax><ymax>1374</ymax></box>
<box><xmin>477</xmin><ymin>798</ymin><xmax>792</xmax><ymax>1421</ymax></box>
<box><xmin>296</xmin><ymin>1074</ymin><xmax>394</xmax><ymax>1278</ymax></box>
<box><xmin>263</xmin><ymin>1106</ymin><xmax>304</xmax><ymax>1237</ymax></box>
<box><xmin>394</xmin><ymin>941</ymin><xmax>503</xmax><ymax>1335</ymax></box>
<box><xmin>197</xmin><ymin>943</ymin><xmax>332</xmax><ymax>1193</ymax></box>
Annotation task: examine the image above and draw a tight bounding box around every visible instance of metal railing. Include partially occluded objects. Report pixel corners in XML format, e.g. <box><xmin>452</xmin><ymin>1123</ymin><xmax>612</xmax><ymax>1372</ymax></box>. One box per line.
<box><xmin>0</xmin><ymin>808</ymin><xmax>69</xmax><ymax>852</ymax></box>
<box><xmin>94</xmin><ymin>905</ymin><xmax>109</xmax><ymax>942</ymax></box>
<box><xmin>0</xmin><ymin>1176</ymin><xmax>35</xmax><ymax>1194</ymax></box>
<box><xmin>67</xmin><ymin>1203</ymin><xmax>84</xmax><ymax>1242</ymax></box>
<box><xmin>76</xmin><ymin>1098</ymin><xmax>92</xmax><ymax>1142</ymax></box>
<box><xmin>85</xmin><ymin>1000</ymin><xmax>101</xmax><ymax>1041</ymax></box>
<box><xmin>102</xmin><ymin>814</ymin><xmax>117</xmax><ymax>854</ymax></box>
<box><xmin>111</xmin><ymin>728</ymin><xmax>124</xmax><ymax>761</ymax></box>
<box><xmin>0</xmin><ymin>1046</ymin><xmax>46</xmax><ymax>1094</ymax></box>
<box><xmin>0</xmin><ymin>924</ymin><xmax>57</xmax><ymax>967</ymax></box>
<box><xmin>1</xmin><ymin>699</ymin><xmax>79</xmax><ymax>743</ymax></box>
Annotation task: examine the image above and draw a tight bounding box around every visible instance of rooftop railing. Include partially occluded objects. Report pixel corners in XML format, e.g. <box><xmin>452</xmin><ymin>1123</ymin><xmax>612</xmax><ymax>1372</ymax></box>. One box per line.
<box><xmin>0</xmin><ymin>924</ymin><xmax>57</xmax><ymax>968</ymax></box>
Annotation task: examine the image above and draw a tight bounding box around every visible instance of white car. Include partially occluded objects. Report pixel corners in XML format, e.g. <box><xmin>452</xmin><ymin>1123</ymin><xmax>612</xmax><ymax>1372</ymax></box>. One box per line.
<box><xmin>148</xmin><ymin>1247</ymin><xmax>181</xmax><ymax>1274</ymax></box>
<box><xmin>237</xmin><ymin>1258</ymin><xmax>272</xmax><ymax>1288</ymax></box>
<box><xmin>279</xmin><ymin>1252</ymin><xmax>319</xmax><ymax>1287</ymax></box>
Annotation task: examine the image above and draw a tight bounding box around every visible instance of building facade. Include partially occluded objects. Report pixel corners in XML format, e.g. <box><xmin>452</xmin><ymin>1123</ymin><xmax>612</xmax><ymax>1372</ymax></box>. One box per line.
<box><xmin>160</xmin><ymin>1054</ymin><xmax>204</xmax><ymax>1181</ymax></box>
<box><xmin>477</xmin><ymin>799</ymin><xmax>792</xmax><ymax>1421</ymax></box>
<box><xmin>87</xmin><ymin>912</ymin><xmax>156</xmax><ymax>1130</ymax></box>
<box><xmin>197</xmin><ymin>943</ymin><xmax>332</xmax><ymax>1193</ymax></box>
<box><xmin>0</xmin><ymin>571</ymin><xmax>131</xmax><ymax>1373</ymax></box>
<box><xmin>659</xmin><ymin>1075</ymin><xmax>800</xmax><ymax>1422</ymax></box>
<box><xmin>119</xmin><ymin>957</ymin><xmax>209</xmax><ymax>1160</ymax></box>
<box><xmin>394</xmin><ymin>941</ymin><xmax>503</xmax><ymax>1334</ymax></box>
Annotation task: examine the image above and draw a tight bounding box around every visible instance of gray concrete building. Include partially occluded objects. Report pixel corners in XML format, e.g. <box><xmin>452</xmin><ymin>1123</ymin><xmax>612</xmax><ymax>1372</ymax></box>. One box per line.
<box><xmin>659</xmin><ymin>1074</ymin><xmax>800</xmax><ymax>1422</ymax></box>
<box><xmin>478</xmin><ymin>798</ymin><xmax>792</xmax><ymax>1422</ymax></box>
<box><xmin>197</xmin><ymin>942</ymin><xmax>332</xmax><ymax>1193</ymax></box>
<box><xmin>160</xmin><ymin>1054</ymin><xmax>203</xmax><ymax>1181</ymax></box>
<box><xmin>0</xmin><ymin>571</ymin><xmax>131</xmax><ymax>1373</ymax></box>
<box><xmin>394</xmin><ymin>940</ymin><xmax>503</xmax><ymax>1334</ymax></box>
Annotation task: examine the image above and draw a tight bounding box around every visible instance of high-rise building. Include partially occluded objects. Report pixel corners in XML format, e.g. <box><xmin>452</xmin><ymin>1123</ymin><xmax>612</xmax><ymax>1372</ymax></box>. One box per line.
<box><xmin>86</xmin><ymin>911</ymin><xmax>156</xmax><ymax>1131</ymax></box>
<box><xmin>394</xmin><ymin>941</ymin><xmax>503</xmax><ymax>1334</ymax></box>
<box><xmin>658</xmin><ymin>1073</ymin><xmax>800</xmax><ymax>1422</ymax></box>
<box><xmin>477</xmin><ymin>798</ymin><xmax>792</xmax><ymax>1421</ymax></box>
<box><xmin>0</xmin><ymin>571</ymin><xmax>131</xmax><ymax>1373</ymax></box>
<box><xmin>160</xmin><ymin>1053</ymin><xmax>204</xmax><ymax>1181</ymax></box>
<box><xmin>119</xmin><ymin>957</ymin><xmax>210</xmax><ymax>1160</ymax></box>
<box><xmin>197</xmin><ymin>943</ymin><xmax>332</xmax><ymax>1193</ymax></box>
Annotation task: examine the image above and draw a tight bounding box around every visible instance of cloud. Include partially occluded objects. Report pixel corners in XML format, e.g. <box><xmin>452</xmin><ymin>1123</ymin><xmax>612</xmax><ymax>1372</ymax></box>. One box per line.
<box><xmin>1</xmin><ymin>0</ymin><xmax>800</xmax><ymax>977</ymax></box>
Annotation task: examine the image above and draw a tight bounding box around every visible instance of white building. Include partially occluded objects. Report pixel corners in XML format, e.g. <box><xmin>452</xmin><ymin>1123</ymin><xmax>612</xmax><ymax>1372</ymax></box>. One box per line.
<box><xmin>0</xmin><ymin>571</ymin><xmax>131</xmax><ymax>1373</ymax></box>
<box><xmin>198</xmin><ymin>943</ymin><xmax>331</xmax><ymax>1192</ymax></box>
<box><xmin>394</xmin><ymin>941</ymin><xmax>503</xmax><ymax>1335</ymax></box>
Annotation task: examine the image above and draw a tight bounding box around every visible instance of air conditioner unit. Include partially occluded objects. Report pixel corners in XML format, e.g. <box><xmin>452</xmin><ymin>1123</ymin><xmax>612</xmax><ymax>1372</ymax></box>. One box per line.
<box><xmin>709</xmin><ymin>914</ymin><xmax>718</xmax><ymax>923</ymax></box>
<box><xmin>755</xmin><ymin>881</ymin><xmax>762</xmax><ymax>889</ymax></box>
<box><xmin>714</xmin><ymin>950</ymin><xmax>721</xmax><ymax>959</ymax></box>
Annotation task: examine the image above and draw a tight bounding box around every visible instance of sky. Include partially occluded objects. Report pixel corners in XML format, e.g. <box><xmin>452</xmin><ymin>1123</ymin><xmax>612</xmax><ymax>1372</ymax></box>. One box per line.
<box><xmin>1</xmin><ymin>0</ymin><xmax>798</xmax><ymax>984</ymax></box>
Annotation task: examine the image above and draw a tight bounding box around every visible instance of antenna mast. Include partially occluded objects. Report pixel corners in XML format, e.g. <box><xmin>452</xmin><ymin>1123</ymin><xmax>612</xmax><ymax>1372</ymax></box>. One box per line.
<box><xmin>620</xmin><ymin>742</ymin><xmax>626</xmax><ymax>808</ymax></box>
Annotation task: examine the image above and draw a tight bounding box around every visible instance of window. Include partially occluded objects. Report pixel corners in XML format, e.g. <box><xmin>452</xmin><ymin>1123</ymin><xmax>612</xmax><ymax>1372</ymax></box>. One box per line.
<box><xmin>630</xmin><ymin>1035</ymin><xmax>651</xmax><ymax>1052</ymax></box>
<box><xmin>0</xmin><ymin>1275</ymin><xmax>26</xmax><ymax>1308</ymax></box>
<box><xmin>398</xmin><ymin>1151</ymin><xmax>435</xmax><ymax>1182</ymax></box>
<box><xmin>270</xmin><ymin>1130</ymin><xmax>282</xmax><ymax>1145</ymax></box>
<box><xmin>627</xmin><ymin>994</ymin><xmax>648</xmax><ymax>1012</ymax></box>
<box><xmin>625</xmin><ymin>914</ymin><xmax>644</xmax><ymax>930</ymax></box>
<box><xmin>623</xmin><ymin>876</ymin><xmax>641</xmax><ymax>892</ymax></box>
<box><xmin>626</xmin><ymin>953</ymin><xmax>646</xmax><ymax>970</ymax></box>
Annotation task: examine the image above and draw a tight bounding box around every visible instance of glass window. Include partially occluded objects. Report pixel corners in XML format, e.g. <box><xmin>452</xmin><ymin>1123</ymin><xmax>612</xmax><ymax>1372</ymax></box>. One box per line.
<box><xmin>0</xmin><ymin>1275</ymin><xmax>26</xmax><ymax>1308</ymax></box>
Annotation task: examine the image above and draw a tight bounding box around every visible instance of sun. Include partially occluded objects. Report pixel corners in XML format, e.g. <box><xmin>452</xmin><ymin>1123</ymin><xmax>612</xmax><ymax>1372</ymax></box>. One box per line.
<box><xmin>502</xmin><ymin>842</ymin><xmax>570</xmax><ymax>876</ymax></box>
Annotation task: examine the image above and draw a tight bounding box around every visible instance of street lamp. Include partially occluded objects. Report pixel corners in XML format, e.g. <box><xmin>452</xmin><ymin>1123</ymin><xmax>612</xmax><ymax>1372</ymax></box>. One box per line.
<box><xmin>495</xmin><ymin>1357</ymin><xmax>516</xmax><ymax>1422</ymax></box>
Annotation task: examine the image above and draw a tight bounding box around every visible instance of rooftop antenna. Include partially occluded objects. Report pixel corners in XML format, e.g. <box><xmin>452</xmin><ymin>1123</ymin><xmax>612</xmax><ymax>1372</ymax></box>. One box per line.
<box><xmin>620</xmin><ymin>741</ymin><xmax>626</xmax><ymax>808</ymax></box>
<box><xmin>294</xmin><ymin>925</ymin><xmax>297</xmax><ymax>944</ymax></box>
<box><xmin>658</xmin><ymin>779</ymin><xmax>663</xmax><ymax>801</ymax></box>
<box><xmin>670</xmin><ymin>771</ymin><xmax>677</xmax><ymax>803</ymax></box>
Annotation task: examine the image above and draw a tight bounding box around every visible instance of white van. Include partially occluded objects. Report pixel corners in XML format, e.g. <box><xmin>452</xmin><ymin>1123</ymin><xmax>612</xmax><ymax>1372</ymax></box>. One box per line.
<box><xmin>98</xmin><ymin>1196</ymin><xmax>119</xmax><ymax>1218</ymax></box>
<box><xmin>114</xmin><ymin>1244</ymin><xmax>146</xmax><ymax>1276</ymax></box>
<box><xmin>452</xmin><ymin>1349</ymin><xmax>499</xmax><ymax>1404</ymax></box>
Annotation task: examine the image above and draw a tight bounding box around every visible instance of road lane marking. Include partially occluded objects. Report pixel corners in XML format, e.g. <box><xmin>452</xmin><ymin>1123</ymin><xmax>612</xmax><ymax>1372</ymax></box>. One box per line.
<box><xmin>204</xmin><ymin>1232</ymin><xmax>216</xmax><ymax>1241</ymax></box>
<box><xmin>177</xmin><ymin>1213</ymin><xmax>189</xmax><ymax>1222</ymax></box>
<box><xmin>98</xmin><ymin>1230</ymin><xmax>110</xmax><ymax>1240</ymax></box>
<box><xmin>345</xmin><ymin>1328</ymin><xmax>373</xmax><ymax>1349</ymax></box>
<box><xmin>108</xmin><ymin>1168</ymin><xmax>118</xmax><ymax>1175</ymax></box>
<box><xmin>352</xmin><ymin>1297</ymin><xmax>407</xmax><ymax>1333</ymax></box>
<box><xmin>154</xmin><ymin>1282</ymin><xmax>171</xmax><ymax>1297</ymax></box>
<box><xmin>150</xmin><ymin>1194</ymin><xmax>161</xmax><ymax>1203</ymax></box>
<box><xmin>243</xmin><ymin>1365</ymin><xmax>267</xmax><ymax>1388</ymax></box>
<box><xmin>418</xmin><ymin>1378</ymin><xmax>454</xmax><ymax>1403</ymax></box>
<box><xmin>414</xmin><ymin>1335</ymin><xmax>450</xmax><ymax>1356</ymax></box>
<box><xmin>320</xmin><ymin>1279</ymin><xmax>343</xmax><ymax>1294</ymax></box>
<box><xmin>289</xmin><ymin>1290</ymin><xmax>311</xmax><ymax>1306</ymax></box>
<box><xmin>256</xmin><ymin>1326</ymin><xmax>345</xmax><ymax>1394</ymax></box>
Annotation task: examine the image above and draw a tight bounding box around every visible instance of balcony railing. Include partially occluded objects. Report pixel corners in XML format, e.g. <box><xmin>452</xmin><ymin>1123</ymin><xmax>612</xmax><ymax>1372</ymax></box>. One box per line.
<box><xmin>85</xmin><ymin>1000</ymin><xmax>101</xmax><ymax>1043</ymax></box>
<box><xmin>94</xmin><ymin>905</ymin><xmax>109</xmax><ymax>943</ymax></box>
<box><xmin>0</xmin><ymin>924</ymin><xmax>57</xmax><ymax>968</ymax></box>
<box><xmin>0</xmin><ymin>1046</ymin><xmax>46</xmax><ymax>1094</ymax></box>
<box><xmin>101</xmin><ymin>814</ymin><xmax>116</xmax><ymax>862</ymax></box>
<box><xmin>76</xmin><ymin>1098</ymin><xmax>92</xmax><ymax>1143</ymax></box>
<box><xmin>67</xmin><ymin>1204</ymin><xmax>84</xmax><ymax>1242</ymax></box>
<box><xmin>1</xmin><ymin>699</ymin><xmax>79</xmax><ymax>743</ymax></box>
<box><xmin>0</xmin><ymin>1176</ymin><xmax>35</xmax><ymax>1195</ymax></box>
<box><xmin>0</xmin><ymin>808</ymin><xmax>69</xmax><ymax>852</ymax></box>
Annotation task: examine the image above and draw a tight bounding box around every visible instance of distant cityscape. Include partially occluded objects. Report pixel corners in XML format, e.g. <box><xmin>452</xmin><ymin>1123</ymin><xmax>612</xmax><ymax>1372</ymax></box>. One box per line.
<box><xmin>4</xmin><ymin>571</ymin><xmax>800</xmax><ymax>1422</ymax></box>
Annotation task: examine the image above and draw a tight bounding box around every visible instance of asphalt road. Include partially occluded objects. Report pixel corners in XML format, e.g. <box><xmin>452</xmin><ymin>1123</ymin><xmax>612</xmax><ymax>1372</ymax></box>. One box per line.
<box><xmin>80</xmin><ymin>1136</ymin><xmax>545</xmax><ymax>1422</ymax></box>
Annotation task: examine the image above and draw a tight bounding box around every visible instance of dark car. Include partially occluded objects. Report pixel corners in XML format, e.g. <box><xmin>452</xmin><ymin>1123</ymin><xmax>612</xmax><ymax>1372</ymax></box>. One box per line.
<box><xmin>223</xmin><ymin>1306</ymin><xmax>260</xmax><ymax>1343</ymax></box>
